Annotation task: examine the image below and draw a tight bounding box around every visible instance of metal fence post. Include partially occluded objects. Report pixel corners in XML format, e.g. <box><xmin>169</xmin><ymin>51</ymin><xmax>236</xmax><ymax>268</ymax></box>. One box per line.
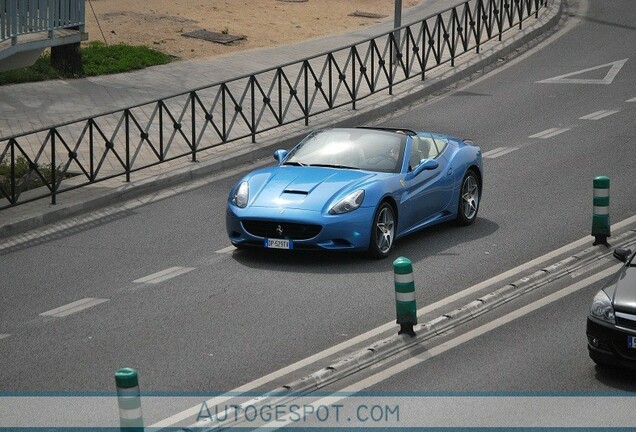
<box><xmin>51</xmin><ymin>129</ymin><xmax>56</xmax><ymax>204</ymax></box>
<box><xmin>125</xmin><ymin>109</ymin><xmax>130</xmax><ymax>182</ymax></box>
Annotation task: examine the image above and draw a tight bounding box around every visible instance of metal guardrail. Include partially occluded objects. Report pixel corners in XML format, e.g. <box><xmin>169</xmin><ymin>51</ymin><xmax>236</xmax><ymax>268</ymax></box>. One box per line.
<box><xmin>0</xmin><ymin>0</ymin><xmax>546</xmax><ymax>209</ymax></box>
<box><xmin>0</xmin><ymin>0</ymin><xmax>85</xmax><ymax>44</ymax></box>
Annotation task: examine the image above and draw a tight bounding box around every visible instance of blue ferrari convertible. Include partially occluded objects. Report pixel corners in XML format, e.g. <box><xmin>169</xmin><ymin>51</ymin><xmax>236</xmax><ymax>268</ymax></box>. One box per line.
<box><xmin>226</xmin><ymin>127</ymin><xmax>482</xmax><ymax>258</ymax></box>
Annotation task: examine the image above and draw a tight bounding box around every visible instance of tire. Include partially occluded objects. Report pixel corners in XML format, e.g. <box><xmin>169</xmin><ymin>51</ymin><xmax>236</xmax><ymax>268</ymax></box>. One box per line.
<box><xmin>455</xmin><ymin>169</ymin><xmax>480</xmax><ymax>226</ymax></box>
<box><xmin>367</xmin><ymin>202</ymin><xmax>396</xmax><ymax>259</ymax></box>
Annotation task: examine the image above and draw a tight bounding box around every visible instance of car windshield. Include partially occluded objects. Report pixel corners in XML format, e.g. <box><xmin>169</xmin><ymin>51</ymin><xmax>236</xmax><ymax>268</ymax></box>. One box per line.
<box><xmin>284</xmin><ymin>128</ymin><xmax>406</xmax><ymax>173</ymax></box>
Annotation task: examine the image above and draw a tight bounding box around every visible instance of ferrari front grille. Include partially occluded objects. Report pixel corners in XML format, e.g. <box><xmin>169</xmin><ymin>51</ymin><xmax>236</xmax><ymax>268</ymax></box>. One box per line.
<box><xmin>241</xmin><ymin>220</ymin><xmax>322</xmax><ymax>240</ymax></box>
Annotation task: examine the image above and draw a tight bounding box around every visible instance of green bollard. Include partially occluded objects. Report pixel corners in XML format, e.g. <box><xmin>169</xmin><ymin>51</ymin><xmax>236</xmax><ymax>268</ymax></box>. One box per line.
<box><xmin>592</xmin><ymin>176</ymin><xmax>610</xmax><ymax>246</ymax></box>
<box><xmin>393</xmin><ymin>257</ymin><xmax>417</xmax><ymax>336</ymax></box>
<box><xmin>115</xmin><ymin>368</ymin><xmax>144</xmax><ymax>432</ymax></box>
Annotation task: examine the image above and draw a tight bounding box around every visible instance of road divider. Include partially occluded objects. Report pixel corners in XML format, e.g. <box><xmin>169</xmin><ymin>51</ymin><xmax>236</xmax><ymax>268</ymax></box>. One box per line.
<box><xmin>115</xmin><ymin>368</ymin><xmax>144</xmax><ymax>432</ymax></box>
<box><xmin>393</xmin><ymin>257</ymin><xmax>417</xmax><ymax>337</ymax></box>
<box><xmin>592</xmin><ymin>176</ymin><xmax>610</xmax><ymax>246</ymax></box>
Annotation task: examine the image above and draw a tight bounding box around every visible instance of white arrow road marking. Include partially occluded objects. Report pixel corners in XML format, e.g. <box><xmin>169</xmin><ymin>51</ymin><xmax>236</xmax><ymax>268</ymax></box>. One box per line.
<box><xmin>260</xmin><ymin>264</ymin><xmax>621</xmax><ymax>430</ymax></box>
<box><xmin>537</xmin><ymin>58</ymin><xmax>628</xmax><ymax>85</ymax></box>
<box><xmin>39</xmin><ymin>298</ymin><xmax>109</xmax><ymax>318</ymax></box>
<box><xmin>482</xmin><ymin>147</ymin><xmax>518</xmax><ymax>159</ymax></box>
<box><xmin>579</xmin><ymin>110</ymin><xmax>620</xmax><ymax>120</ymax></box>
<box><xmin>151</xmin><ymin>214</ymin><xmax>636</xmax><ymax>429</ymax></box>
<box><xmin>529</xmin><ymin>127</ymin><xmax>570</xmax><ymax>139</ymax></box>
<box><xmin>133</xmin><ymin>267</ymin><xmax>195</xmax><ymax>284</ymax></box>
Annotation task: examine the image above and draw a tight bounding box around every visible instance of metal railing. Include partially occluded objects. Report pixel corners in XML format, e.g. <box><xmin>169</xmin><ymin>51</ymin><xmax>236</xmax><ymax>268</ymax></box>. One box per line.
<box><xmin>0</xmin><ymin>0</ymin><xmax>546</xmax><ymax>209</ymax></box>
<box><xmin>0</xmin><ymin>0</ymin><xmax>84</xmax><ymax>44</ymax></box>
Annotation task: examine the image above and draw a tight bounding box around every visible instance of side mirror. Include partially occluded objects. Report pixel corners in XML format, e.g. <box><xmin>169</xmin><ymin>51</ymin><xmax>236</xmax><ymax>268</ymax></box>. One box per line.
<box><xmin>273</xmin><ymin>149</ymin><xmax>288</xmax><ymax>163</ymax></box>
<box><xmin>421</xmin><ymin>158</ymin><xmax>439</xmax><ymax>170</ymax></box>
<box><xmin>613</xmin><ymin>248</ymin><xmax>632</xmax><ymax>263</ymax></box>
<box><xmin>411</xmin><ymin>158</ymin><xmax>439</xmax><ymax>177</ymax></box>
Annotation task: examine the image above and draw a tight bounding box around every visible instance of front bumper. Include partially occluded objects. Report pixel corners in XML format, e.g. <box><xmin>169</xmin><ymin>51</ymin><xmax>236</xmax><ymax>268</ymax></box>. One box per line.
<box><xmin>226</xmin><ymin>205</ymin><xmax>376</xmax><ymax>251</ymax></box>
<box><xmin>586</xmin><ymin>316</ymin><xmax>636</xmax><ymax>369</ymax></box>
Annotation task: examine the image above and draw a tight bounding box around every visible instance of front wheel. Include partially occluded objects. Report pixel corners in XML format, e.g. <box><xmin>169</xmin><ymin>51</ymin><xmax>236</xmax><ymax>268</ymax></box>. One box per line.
<box><xmin>456</xmin><ymin>170</ymin><xmax>480</xmax><ymax>226</ymax></box>
<box><xmin>367</xmin><ymin>202</ymin><xmax>396</xmax><ymax>259</ymax></box>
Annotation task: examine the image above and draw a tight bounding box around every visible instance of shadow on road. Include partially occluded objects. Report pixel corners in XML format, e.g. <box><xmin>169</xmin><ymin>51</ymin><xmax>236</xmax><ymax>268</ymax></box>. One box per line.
<box><xmin>593</xmin><ymin>365</ymin><xmax>636</xmax><ymax>391</ymax></box>
<box><xmin>230</xmin><ymin>217</ymin><xmax>500</xmax><ymax>274</ymax></box>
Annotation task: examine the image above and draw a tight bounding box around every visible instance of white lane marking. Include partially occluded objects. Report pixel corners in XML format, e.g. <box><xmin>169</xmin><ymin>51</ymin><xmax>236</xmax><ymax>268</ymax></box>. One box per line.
<box><xmin>529</xmin><ymin>127</ymin><xmax>570</xmax><ymax>139</ymax></box>
<box><xmin>262</xmin><ymin>265</ymin><xmax>621</xmax><ymax>430</ymax></box>
<box><xmin>481</xmin><ymin>147</ymin><xmax>507</xmax><ymax>157</ymax></box>
<box><xmin>627</xmin><ymin>97</ymin><xmax>636</xmax><ymax>103</ymax></box>
<box><xmin>133</xmin><ymin>267</ymin><xmax>195</xmax><ymax>284</ymax></box>
<box><xmin>0</xmin><ymin>334</ymin><xmax>11</xmax><ymax>341</ymax></box>
<box><xmin>151</xmin><ymin>214</ymin><xmax>636</xmax><ymax>429</ymax></box>
<box><xmin>215</xmin><ymin>245</ymin><xmax>236</xmax><ymax>254</ymax></box>
<box><xmin>483</xmin><ymin>147</ymin><xmax>518</xmax><ymax>159</ymax></box>
<box><xmin>537</xmin><ymin>58</ymin><xmax>628</xmax><ymax>85</ymax></box>
<box><xmin>579</xmin><ymin>110</ymin><xmax>620</xmax><ymax>120</ymax></box>
<box><xmin>39</xmin><ymin>298</ymin><xmax>109</xmax><ymax>318</ymax></box>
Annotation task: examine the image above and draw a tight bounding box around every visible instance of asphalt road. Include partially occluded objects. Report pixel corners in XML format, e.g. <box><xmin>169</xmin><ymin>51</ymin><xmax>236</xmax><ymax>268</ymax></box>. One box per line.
<box><xmin>348</xmin><ymin>267</ymin><xmax>636</xmax><ymax>395</ymax></box>
<box><xmin>1</xmin><ymin>0</ymin><xmax>635</xmax><ymax>403</ymax></box>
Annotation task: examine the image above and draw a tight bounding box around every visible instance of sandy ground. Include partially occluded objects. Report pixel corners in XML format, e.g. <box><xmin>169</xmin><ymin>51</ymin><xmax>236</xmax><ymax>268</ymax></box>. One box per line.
<box><xmin>84</xmin><ymin>0</ymin><xmax>420</xmax><ymax>60</ymax></box>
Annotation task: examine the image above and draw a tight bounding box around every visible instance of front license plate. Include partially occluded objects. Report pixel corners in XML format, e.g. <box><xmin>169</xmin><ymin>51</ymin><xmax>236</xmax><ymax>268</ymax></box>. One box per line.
<box><xmin>264</xmin><ymin>238</ymin><xmax>293</xmax><ymax>250</ymax></box>
<box><xmin>628</xmin><ymin>336</ymin><xmax>636</xmax><ymax>349</ymax></box>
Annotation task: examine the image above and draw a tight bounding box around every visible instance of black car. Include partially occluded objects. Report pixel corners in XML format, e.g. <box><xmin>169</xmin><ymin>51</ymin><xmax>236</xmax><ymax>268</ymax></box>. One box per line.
<box><xmin>587</xmin><ymin>247</ymin><xmax>636</xmax><ymax>368</ymax></box>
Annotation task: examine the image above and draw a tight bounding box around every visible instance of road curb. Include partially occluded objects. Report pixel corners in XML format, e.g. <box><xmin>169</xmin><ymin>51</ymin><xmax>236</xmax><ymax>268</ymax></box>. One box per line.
<box><xmin>0</xmin><ymin>0</ymin><xmax>562</xmax><ymax>240</ymax></box>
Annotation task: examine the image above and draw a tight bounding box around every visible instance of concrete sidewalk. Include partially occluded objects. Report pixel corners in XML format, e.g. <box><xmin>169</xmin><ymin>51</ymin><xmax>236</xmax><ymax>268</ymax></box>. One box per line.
<box><xmin>0</xmin><ymin>0</ymin><xmax>562</xmax><ymax>240</ymax></box>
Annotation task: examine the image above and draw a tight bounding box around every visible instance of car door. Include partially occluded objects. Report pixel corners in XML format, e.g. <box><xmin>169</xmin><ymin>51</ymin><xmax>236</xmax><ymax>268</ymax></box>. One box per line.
<box><xmin>400</xmin><ymin>134</ymin><xmax>454</xmax><ymax>231</ymax></box>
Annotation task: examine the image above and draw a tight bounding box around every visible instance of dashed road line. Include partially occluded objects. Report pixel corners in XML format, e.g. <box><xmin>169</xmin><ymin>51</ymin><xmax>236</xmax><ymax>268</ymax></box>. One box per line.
<box><xmin>482</xmin><ymin>147</ymin><xmax>518</xmax><ymax>159</ymax></box>
<box><xmin>627</xmin><ymin>97</ymin><xmax>636</xmax><ymax>103</ymax></box>
<box><xmin>529</xmin><ymin>127</ymin><xmax>571</xmax><ymax>139</ymax></box>
<box><xmin>39</xmin><ymin>298</ymin><xmax>110</xmax><ymax>318</ymax></box>
<box><xmin>133</xmin><ymin>267</ymin><xmax>196</xmax><ymax>284</ymax></box>
<box><xmin>0</xmin><ymin>334</ymin><xmax>11</xmax><ymax>341</ymax></box>
<box><xmin>579</xmin><ymin>110</ymin><xmax>620</xmax><ymax>120</ymax></box>
<box><xmin>215</xmin><ymin>245</ymin><xmax>236</xmax><ymax>254</ymax></box>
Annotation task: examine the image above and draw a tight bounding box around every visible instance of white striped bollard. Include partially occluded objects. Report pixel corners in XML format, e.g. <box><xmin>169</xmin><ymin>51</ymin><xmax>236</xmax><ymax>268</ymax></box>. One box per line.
<box><xmin>592</xmin><ymin>176</ymin><xmax>610</xmax><ymax>246</ymax></box>
<box><xmin>115</xmin><ymin>368</ymin><xmax>144</xmax><ymax>431</ymax></box>
<box><xmin>394</xmin><ymin>257</ymin><xmax>417</xmax><ymax>336</ymax></box>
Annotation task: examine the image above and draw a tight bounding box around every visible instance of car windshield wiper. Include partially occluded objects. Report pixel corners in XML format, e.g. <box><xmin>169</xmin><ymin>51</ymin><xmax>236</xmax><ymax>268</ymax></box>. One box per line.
<box><xmin>309</xmin><ymin>163</ymin><xmax>360</xmax><ymax>170</ymax></box>
<box><xmin>283</xmin><ymin>161</ymin><xmax>306</xmax><ymax>166</ymax></box>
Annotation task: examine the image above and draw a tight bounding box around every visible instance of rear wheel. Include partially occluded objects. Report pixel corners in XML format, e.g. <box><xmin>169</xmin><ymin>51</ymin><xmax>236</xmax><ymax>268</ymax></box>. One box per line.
<box><xmin>367</xmin><ymin>202</ymin><xmax>396</xmax><ymax>259</ymax></box>
<box><xmin>456</xmin><ymin>170</ymin><xmax>480</xmax><ymax>226</ymax></box>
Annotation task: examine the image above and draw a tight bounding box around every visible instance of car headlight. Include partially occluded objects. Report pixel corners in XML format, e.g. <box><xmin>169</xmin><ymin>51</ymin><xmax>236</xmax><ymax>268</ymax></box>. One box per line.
<box><xmin>233</xmin><ymin>181</ymin><xmax>249</xmax><ymax>208</ymax></box>
<box><xmin>329</xmin><ymin>190</ymin><xmax>364</xmax><ymax>215</ymax></box>
<box><xmin>590</xmin><ymin>290</ymin><xmax>615</xmax><ymax>324</ymax></box>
